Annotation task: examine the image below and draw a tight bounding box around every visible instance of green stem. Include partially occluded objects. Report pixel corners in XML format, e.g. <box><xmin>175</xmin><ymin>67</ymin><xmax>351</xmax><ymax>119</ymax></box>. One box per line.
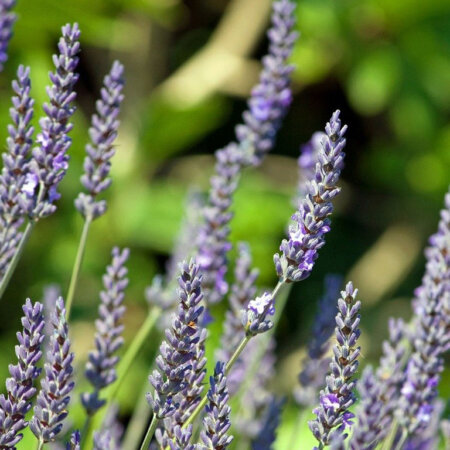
<box><xmin>66</xmin><ymin>217</ymin><xmax>92</xmax><ymax>320</ymax></box>
<box><xmin>381</xmin><ymin>419</ymin><xmax>400</xmax><ymax>450</ymax></box>
<box><xmin>140</xmin><ymin>414</ymin><xmax>159</xmax><ymax>450</ymax></box>
<box><xmin>288</xmin><ymin>409</ymin><xmax>308</xmax><ymax>450</ymax></box>
<box><xmin>0</xmin><ymin>220</ymin><xmax>35</xmax><ymax>300</ymax></box>
<box><xmin>81</xmin><ymin>415</ymin><xmax>92</xmax><ymax>448</ymax></box>
<box><xmin>36</xmin><ymin>437</ymin><xmax>44</xmax><ymax>450</ymax></box>
<box><xmin>392</xmin><ymin>427</ymin><xmax>408</xmax><ymax>450</ymax></box>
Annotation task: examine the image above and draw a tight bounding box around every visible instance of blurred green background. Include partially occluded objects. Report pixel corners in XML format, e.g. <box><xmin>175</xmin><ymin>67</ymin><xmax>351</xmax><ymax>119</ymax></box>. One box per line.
<box><xmin>0</xmin><ymin>0</ymin><xmax>449</xmax><ymax>447</ymax></box>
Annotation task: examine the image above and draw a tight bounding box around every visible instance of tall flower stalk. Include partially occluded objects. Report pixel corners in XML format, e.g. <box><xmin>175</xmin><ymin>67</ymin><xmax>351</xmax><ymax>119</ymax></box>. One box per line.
<box><xmin>66</xmin><ymin>61</ymin><xmax>125</xmax><ymax>318</ymax></box>
<box><xmin>30</xmin><ymin>297</ymin><xmax>75</xmax><ymax>448</ymax></box>
<box><xmin>309</xmin><ymin>282</ymin><xmax>362</xmax><ymax>448</ymax></box>
<box><xmin>141</xmin><ymin>260</ymin><xmax>204</xmax><ymax>449</ymax></box>
<box><xmin>0</xmin><ymin>24</ymin><xmax>81</xmax><ymax>300</ymax></box>
<box><xmin>0</xmin><ymin>299</ymin><xmax>44</xmax><ymax>447</ymax></box>
<box><xmin>0</xmin><ymin>66</ymin><xmax>34</xmax><ymax>285</ymax></box>
<box><xmin>81</xmin><ymin>248</ymin><xmax>129</xmax><ymax>418</ymax></box>
<box><xmin>196</xmin><ymin>0</ymin><xmax>298</xmax><ymax>306</ymax></box>
<box><xmin>396</xmin><ymin>190</ymin><xmax>450</xmax><ymax>444</ymax></box>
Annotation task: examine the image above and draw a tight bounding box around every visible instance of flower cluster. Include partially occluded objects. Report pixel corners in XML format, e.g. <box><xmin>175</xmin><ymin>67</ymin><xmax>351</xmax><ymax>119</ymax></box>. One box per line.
<box><xmin>75</xmin><ymin>61</ymin><xmax>125</xmax><ymax>220</ymax></box>
<box><xmin>30</xmin><ymin>297</ymin><xmax>74</xmax><ymax>443</ymax></box>
<box><xmin>196</xmin><ymin>0</ymin><xmax>298</xmax><ymax>305</ymax></box>
<box><xmin>0</xmin><ymin>299</ymin><xmax>44</xmax><ymax>447</ymax></box>
<box><xmin>274</xmin><ymin>110</ymin><xmax>347</xmax><ymax>282</ymax></box>
<box><xmin>236</xmin><ymin>0</ymin><xmax>298</xmax><ymax>166</ymax></box>
<box><xmin>147</xmin><ymin>260</ymin><xmax>205</xmax><ymax>419</ymax></box>
<box><xmin>309</xmin><ymin>282</ymin><xmax>361</xmax><ymax>446</ymax></box>
<box><xmin>81</xmin><ymin>247</ymin><xmax>129</xmax><ymax>415</ymax></box>
<box><xmin>0</xmin><ymin>65</ymin><xmax>34</xmax><ymax>281</ymax></box>
<box><xmin>30</xmin><ymin>23</ymin><xmax>80</xmax><ymax>218</ymax></box>
<box><xmin>200</xmin><ymin>362</ymin><xmax>233</xmax><ymax>449</ymax></box>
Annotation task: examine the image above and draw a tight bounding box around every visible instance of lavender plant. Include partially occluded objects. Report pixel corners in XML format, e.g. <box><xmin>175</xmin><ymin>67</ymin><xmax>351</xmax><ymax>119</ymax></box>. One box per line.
<box><xmin>196</xmin><ymin>0</ymin><xmax>298</xmax><ymax>305</ymax></box>
<box><xmin>30</xmin><ymin>297</ymin><xmax>74</xmax><ymax>447</ymax></box>
<box><xmin>309</xmin><ymin>282</ymin><xmax>361</xmax><ymax>448</ymax></box>
<box><xmin>81</xmin><ymin>247</ymin><xmax>129</xmax><ymax>416</ymax></box>
<box><xmin>0</xmin><ymin>3</ymin><xmax>449</xmax><ymax>450</ymax></box>
<box><xmin>0</xmin><ymin>299</ymin><xmax>44</xmax><ymax>448</ymax></box>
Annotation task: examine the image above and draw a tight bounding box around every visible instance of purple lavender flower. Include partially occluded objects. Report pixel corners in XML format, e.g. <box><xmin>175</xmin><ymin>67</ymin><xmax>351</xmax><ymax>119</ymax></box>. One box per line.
<box><xmin>0</xmin><ymin>299</ymin><xmax>44</xmax><ymax>447</ymax></box>
<box><xmin>66</xmin><ymin>430</ymin><xmax>81</xmax><ymax>450</ymax></box>
<box><xmin>162</xmin><ymin>325</ymin><xmax>207</xmax><ymax>442</ymax></box>
<box><xmin>309</xmin><ymin>282</ymin><xmax>361</xmax><ymax>446</ymax></box>
<box><xmin>349</xmin><ymin>366</ymin><xmax>384</xmax><ymax>449</ymax></box>
<box><xmin>241</xmin><ymin>292</ymin><xmax>275</xmax><ymax>336</ymax></box>
<box><xmin>196</xmin><ymin>142</ymin><xmax>240</xmax><ymax>304</ymax></box>
<box><xmin>295</xmin><ymin>275</ymin><xmax>342</xmax><ymax>407</ymax></box>
<box><xmin>81</xmin><ymin>247</ymin><xmax>129</xmax><ymax>415</ymax></box>
<box><xmin>0</xmin><ymin>65</ymin><xmax>34</xmax><ymax>281</ymax></box>
<box><xmin>398</xmin><ymin>189</ymin><xmax>450</xmax><ymax>436</ymax></box>
<box><xmin>200</xmin><ymin>362</ymin><xmax>233</xmax><ymax>449</ymax></box>
<box><xmin>156</xmin><ymin>424</ymin><xmax>195</xmax><ymax>450</ymax></box>
<box><xmin>196</xmin><ymin>0</ymin><xmax>298</xmax><ymax>305</ymax></box>
<box><xmin>75</xmin><ymin>61</ymin><xmax>125</xmax><ymax>220</ymax></box>
<box><xmin>235</xmin><ymin>0</ymin><xmax>298</xmax><ymax>166</ymax></box>
<box><xmin>30</xmin><ymin>297</ymin><xmax>75</xmax><ymax>443</ymax></box>
<box><xmin>275</xmin><ymin>111</ymin><xmax>347</xmax><ymax>283</ymax></box>
<box><xmin>147</xmin><ymin>260</ymin><xmax>204</xmax><ymax>420</ymax></box>
<box><xmin>0</xmin><ymin>0</ymin><xmax>16</xmax><ymax>71</ymax></box>
<box><xmin>251</xmin><ymin>397</ymin><xmax>284</xmax><ymax>450</ymax></box>
<box><xmin>30</xmin><ymin>23</ymin><xmax>80</xmax><ymax>219</ymax></box>
<box><xmin>374</xmin><ymin>318</ymin><xmax>406</xmax><ymax>441</ymax></box>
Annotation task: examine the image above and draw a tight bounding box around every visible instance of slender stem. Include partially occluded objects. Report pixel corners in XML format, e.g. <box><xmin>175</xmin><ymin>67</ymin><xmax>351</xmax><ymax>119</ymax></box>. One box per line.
<box><xmin>381</xmin><ymin>419</ymin><xmax>400</xmax><ymax>450</ymax></box>
<box><xmin>0</xmin><ymin>220</ymin><xmax>35</xmax><ymax>300</ymax></box>
<box><xmin>392</xmin><ymin>427</ymin><xmax>408</xmax><ymax>450</ymax></box>
<box><xmin>66</xmin><ymin>217</ymin><xmax>92</xmax><ymax>319</ymax></box>
<box><xmin>80</xmin><ymin>415</ymin><xmax>92</xmax><ymax>448</ymax></box>
<box><xmin>140</xmin><ymin>414</ymin><xmax>159</xmax><ymax>450</ymax></box>
<box><xmin>36</xmin><ymin>437</ymin><xmax>44</xmax><ymax>450</ymax></box>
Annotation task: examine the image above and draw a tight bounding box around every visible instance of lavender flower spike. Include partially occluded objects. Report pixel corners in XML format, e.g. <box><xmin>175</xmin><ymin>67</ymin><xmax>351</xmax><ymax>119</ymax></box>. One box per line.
<box><xmin>251</xmin><ymin>397</ymin><xmax>285</xmax><ymax>450</ymax></box>
<box><xmin>0</xmin><ymin>299</ymin><xmax>44</xmax><ymax>447</ymax></box>
<box><xmin>275</xmin><ymin>111</ymin><xmax>347</xmax><ymax>283</ymax></box>
<box><xmin>81</xmin><ymin>247</ymin><xmax>129</xmax><ymax>415</ymax></box>
<box><xmin>0</xmin><ymin>0</ymin><xmax>16</xmax><ymax>71</ymax></box>
<box><xmin>75</xmin><ymin>61</ymin><xmax>125</xmax><ymax>220</ymax></box>
<box><xmin>349</xmin><ymin>366</ymin><xmax>384</xmax><ymax>449</ymax></box>
<box><xmin>397</xmin><ymin>189</ymin><xmax>450</xmax><ymax>436</ymax></box>
<box><xmin>200</xmin><ymin>362</ymin><xmax>233</xmax><ymax>450</ymax></box>
<box><xmin>30</xmin><ymin>297</ymin><xmax>75</xmax><ymax>444</ymax></box>
<box><xmin>309</xmin><ymin>282</ymin><xmax>361</xmax><ymax>447</ymax></box>
<box><xmin>0</xmin><ymin>65</ymin><xmax>34</xmax><ymax>282</ymax></box>
<box><xmin>66</xmin><ymin>430</ymin><xmax>81</xmax><ymax>450</ymax></box>
<box><xmin>236</xmin><ymin>0</ymin><xmax>298</xmax><ymax>166</ymax></box>
<box><xmin>30</xmin><ymin>23</ymin><xmax>80</xmax><ymax>219</ymax></box>
<box><xmin>147</xmin><ymin>259</ymin><xmax>204</xmax><ymax>420</ymax></box>
<box><xmin>241</xmin><ymin>291</ymin><xmax>275</xmax><ymax>336</ymax></box>
<box><xmin>196</xmin><ymin>0</ymin><xmax>298</xmax><ymax>305</ymax></box>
